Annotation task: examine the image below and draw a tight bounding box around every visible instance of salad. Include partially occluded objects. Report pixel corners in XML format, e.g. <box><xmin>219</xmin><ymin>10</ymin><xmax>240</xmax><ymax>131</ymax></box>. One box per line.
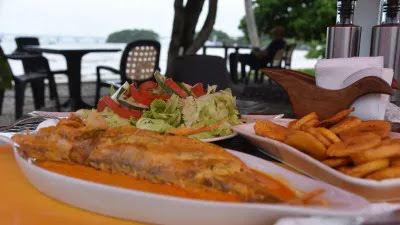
<box><xmin>78</xmin><ymin>71</ymin><xmax>241</xmax><ymax>139</ymax></box>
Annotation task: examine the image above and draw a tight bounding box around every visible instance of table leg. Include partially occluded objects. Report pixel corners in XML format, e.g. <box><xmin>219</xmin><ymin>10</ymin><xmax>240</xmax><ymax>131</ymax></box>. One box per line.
<box><xmin>64</xmin><ymin>53</ymin><xmax>92</xmax><ymax>111</ymax></box>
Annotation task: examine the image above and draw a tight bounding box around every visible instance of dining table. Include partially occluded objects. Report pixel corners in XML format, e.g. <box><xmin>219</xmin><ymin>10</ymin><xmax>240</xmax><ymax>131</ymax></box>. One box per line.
<box><xmin>2</xmin><ymin>119</ymin><xmax>400</xmax><ymax>225</ymax></box>
<box><xmin>2</xmin><ymin>99</ymin><xmax>400</xmax><ymax>225</ymax></box>
<box><xmin>24</xmin><ymin>45</ymin><xmax>121</xmax><ymax>111</ymax></box>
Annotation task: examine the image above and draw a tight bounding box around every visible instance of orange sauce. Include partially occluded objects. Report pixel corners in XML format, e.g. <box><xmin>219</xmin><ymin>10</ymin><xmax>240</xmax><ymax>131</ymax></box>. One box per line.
<box><xmin>35</xmin><ymin>161</ymin><xmax>295</xmax><ymax>202</ymax></box>
<box><xmin>251</xmin><ymin>169</ymin><xmax>297</xmax><ymax>201</ymax></box>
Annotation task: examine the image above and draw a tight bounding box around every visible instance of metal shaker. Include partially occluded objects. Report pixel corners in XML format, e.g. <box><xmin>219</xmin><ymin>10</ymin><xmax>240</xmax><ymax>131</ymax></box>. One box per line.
<box><xmin>370</xmin><ymin>0</ymin><xmax>400</xmax><ymax>103</ymax></box>
<box><xmin>326</xmin><ymin>0</ymin><xmax>361</xmax><ymax>58</ymax></box>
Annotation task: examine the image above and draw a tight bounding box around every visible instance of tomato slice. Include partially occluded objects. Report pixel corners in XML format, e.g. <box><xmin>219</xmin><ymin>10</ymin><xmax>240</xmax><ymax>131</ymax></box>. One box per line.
<box><xmin>165</xmin><ymin>78</ymin><xmax>188</xmax><ymax>98</ymax></box>
<box><xmin>191</xmin><ymin>83</ymin><xmax>205</xmax><ymax>98</ymax></box>
<box><xmin>139</xmin><ymin>81</ymin><xmax>171</xmax><ymax>101</ymax></box>
<box><xmin>97</xmin><ymin>96</ymin><xmax>142</xmax><ymax>119</ymax></box>
<box><xmin>97</xmin><ymin>97</ymin><xmax>108</xmax><ymax>112</ymax></box>
<box><xmin>139</xmin><ymin>81</ymin><xmax>158</xmax><ymax>91</ymax></box>
<box><xmin>130</xmin><ymin>84</ymin><xmax>153</xmax><ymax>106</ymax></box>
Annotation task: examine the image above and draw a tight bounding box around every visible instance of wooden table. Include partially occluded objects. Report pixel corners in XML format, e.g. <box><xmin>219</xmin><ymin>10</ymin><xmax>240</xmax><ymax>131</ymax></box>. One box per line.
<box><xmin>24</xmin><ymin>46</ymin><xmax>121</xmax><ymax>110</ymax></box>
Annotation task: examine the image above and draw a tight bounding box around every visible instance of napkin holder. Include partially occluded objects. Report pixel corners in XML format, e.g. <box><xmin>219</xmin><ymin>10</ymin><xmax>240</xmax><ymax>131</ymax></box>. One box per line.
<box><xmin>261</xmin><ymin>69</ymin><xmax>394</xmax><ymax>120</ymax></box>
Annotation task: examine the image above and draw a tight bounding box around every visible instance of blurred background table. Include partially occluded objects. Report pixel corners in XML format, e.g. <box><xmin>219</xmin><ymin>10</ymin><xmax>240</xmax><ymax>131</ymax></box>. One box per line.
<box><xmin>24</xmin><ymin>46</ymin><xmax>121</xmax><ymax>110</ymax></box>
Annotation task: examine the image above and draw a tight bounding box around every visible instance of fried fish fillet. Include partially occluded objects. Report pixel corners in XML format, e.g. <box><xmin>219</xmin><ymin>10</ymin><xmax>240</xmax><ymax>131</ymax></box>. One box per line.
<box><xmin>13</xmin><ymin>115</ymin><xmax>292</xmax><ymax>203</ymax></box>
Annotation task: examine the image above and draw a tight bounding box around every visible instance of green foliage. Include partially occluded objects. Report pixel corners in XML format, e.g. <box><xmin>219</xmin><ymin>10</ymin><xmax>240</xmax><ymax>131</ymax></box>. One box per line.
<box><xmin>106</xmin><ymin>29</ymin><xmax>159</xmax><ymax>43</ymax></box>
<box><xmin>306</xmin><ymin>36</ymin><xmax>326</xmax><ymax>59</ymax></box>
<box><xmin>295</xmin><ymin>68</ymin><xmax>315</xmax><ymax>76</ymax></box>
<box><xmin>0</xmin><ymin>51</ymin><xmax>13</xmax><ymax>90</ymax></box>
<box><xmin>239</xmin><ymin>0</ymin><xmax>336</xmax><ymax>58</ymax></box>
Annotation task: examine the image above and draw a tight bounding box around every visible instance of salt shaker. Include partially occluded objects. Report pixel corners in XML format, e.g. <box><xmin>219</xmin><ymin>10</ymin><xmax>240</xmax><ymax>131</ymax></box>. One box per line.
<box><xmin>371</xmin><ymin>0</ymin><xmax>400</xmax><ymax>104</ymax></box>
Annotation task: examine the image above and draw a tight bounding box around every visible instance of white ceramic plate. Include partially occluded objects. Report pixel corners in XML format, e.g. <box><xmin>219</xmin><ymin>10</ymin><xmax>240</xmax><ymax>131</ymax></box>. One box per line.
<box><xmin>34</xmin><ymin>119</ymin><xmax>237</xmax><ymax>142</ymax></box>
<box><xmin>200</xmin><ymin>132</ymin><xmax>237</xmax><ymax>142</ymax></box>
<box><xmin>233</xmin><ymin>119</ymin><xmax>400</xmax><ymax>202</ymax></box>
<box><xmin>4</xmin><ymin>135</ymin><xmax>369</xmax><ymax>225</ymax></box>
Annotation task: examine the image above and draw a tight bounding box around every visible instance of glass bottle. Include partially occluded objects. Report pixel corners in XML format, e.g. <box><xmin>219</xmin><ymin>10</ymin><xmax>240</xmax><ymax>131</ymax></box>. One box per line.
<box><xmin>326</xmin><ymin>0</ymin><xmax>361</xmax><ymax>58</ymax></box>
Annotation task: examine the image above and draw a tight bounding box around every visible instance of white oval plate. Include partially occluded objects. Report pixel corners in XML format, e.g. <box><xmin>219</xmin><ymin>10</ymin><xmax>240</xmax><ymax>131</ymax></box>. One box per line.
<box><xmin>34</xmin><ymin>119</ymin><xmax>237</xmax><ymax>142</ymax></box>
<box><xmin>200</xmin><ymin>132</ymin><xmax>237</xmax><ymax>142</ymax></box>
<box><xmin>233</xmin><ymin>119</ymin><xmax>400</xmax><ymax>202</ymax></box>
<box><xmin>6</xmin><ymin>136</ymin><xmax>369</xmax><ymax>225</ymax></box>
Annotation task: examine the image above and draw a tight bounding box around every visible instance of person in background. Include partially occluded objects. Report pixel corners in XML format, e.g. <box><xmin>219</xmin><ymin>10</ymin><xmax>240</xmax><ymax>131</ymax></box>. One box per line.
<box><xmin>229</xmin><ymin>25</ymin><xmax>286</xmax><ymax>83</ymax></box>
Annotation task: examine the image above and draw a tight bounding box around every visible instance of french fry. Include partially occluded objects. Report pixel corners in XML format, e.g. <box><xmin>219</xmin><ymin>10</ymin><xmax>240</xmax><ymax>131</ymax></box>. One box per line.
<box><xmin>291</xmin><ymin>112</ymin><xmax>317</xmax><ymax>130</ymax></box>
<box><xmin>339</xmin><ymin>120</ymin><xmax>391</xmax><ymax>141</ymax></box>
<box><xmin>351</xmin><ymin>143</ymin><xmax>400</xmax><ymax>165</ymax></box>
<box><xmin>307</xmin><ymin>127</ymin><xmax>332</xmax><ymax>148</ymax></box>
<box><xmin>327</xmin><ymin>133</ymin><xmax>381</xmax><ymax>157</ymax></box>
<box><xmin>330</xmin><ymin>116</ymin><xmax>362</xmax><ymax>134</ymax></box>
<box><xmin>300</xmin><ymin>119</ymin><xmax>320</xmax><ymax>131</ymax></box>
<box><xmin>254</xmin><ymin>120</ymin><xmax>287</xmax><ymax>142</ymax></box>
<box><xmin>367</xmin><ymin>167</ymin><xmax>400</xmax><ymax>180</ymax></box>
<box><xmin>284</xmin><ymin>130</ymin><xmax>327</xmax><ymax>160</ymax></box>
<box><xmin>318</xmin><ymin>108</ymin><xmax>355</xmax><ymax>128</ymax></box>
<box><xmin>322</xmin><ymin>157</ymin><xmax>352</xmax><ymax>168</ymax></box>
<box><xmin>316</xmin><ymin>128</ymin><xmax>341</xmax><ymax>143</ymax></box>
<box><xmin>344</xmin><ymin>159</ymin><xmax>389</xmax><ymax>178</ymax></box>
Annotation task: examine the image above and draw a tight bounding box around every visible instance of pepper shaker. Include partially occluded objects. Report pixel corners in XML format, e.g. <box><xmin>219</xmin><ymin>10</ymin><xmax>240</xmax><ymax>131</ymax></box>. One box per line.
<box><xmin>326</xmin><ymin>0</ymin><xmax>361</xmax><ymax>58</ymax></box>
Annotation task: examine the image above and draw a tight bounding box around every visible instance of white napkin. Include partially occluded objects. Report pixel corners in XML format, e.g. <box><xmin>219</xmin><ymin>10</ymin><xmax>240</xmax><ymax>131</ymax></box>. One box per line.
<box><xmin>315</xmin><ymin>56</ymin><xmax>393</xmax><ymax>120</ymax></box>
<box><xmin>343</xmin><ymin>68</ymin><xmax>393</xmax><ymax>120</ymax></box>
<box><xmin>385</xmin><ymin>102</ymin><xmax>400</xmax><ymax>122</ymax></box>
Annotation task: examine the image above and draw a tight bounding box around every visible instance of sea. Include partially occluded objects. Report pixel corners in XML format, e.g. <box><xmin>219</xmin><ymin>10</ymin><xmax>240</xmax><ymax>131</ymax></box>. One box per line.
<box><xmin>0</xmin><ymin>35</ymin><xmax>317</xmax><ymax>83</ymax></box>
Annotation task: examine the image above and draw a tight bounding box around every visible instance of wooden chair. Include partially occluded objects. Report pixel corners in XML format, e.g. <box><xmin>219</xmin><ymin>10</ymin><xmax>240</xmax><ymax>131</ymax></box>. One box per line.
<box><xmin>0</xmin><ymin>47</ymin><xmax>60</xmax><ymax>119</ymax></box>
<box><xmin>283</xmin><ymin>44</ymin><xmax>296</xmax><ymax>69</ymax></box>
<box><xmin>169</xmin><ymin>55</ymin><xmax>231</xmax><ymax>90</ymax></box>
<box><xmin>95</xmin><ymin>40</ymin><xmax>160</xmax><ymax>104</ymax></box>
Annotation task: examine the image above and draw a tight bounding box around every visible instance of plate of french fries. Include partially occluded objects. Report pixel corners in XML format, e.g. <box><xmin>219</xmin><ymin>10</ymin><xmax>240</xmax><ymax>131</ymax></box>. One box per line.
<box><xmin>233</xmin><ymin>108</ymin><xmax>400</xmax><ymax>202</ymax></box>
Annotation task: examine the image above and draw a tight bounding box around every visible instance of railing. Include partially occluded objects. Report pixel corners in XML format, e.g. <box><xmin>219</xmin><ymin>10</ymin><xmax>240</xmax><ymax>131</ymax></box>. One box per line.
<box><xmin>201</xmin><ymin>44</ymin><xmax>252</xmax><ymax>63</ymax></box>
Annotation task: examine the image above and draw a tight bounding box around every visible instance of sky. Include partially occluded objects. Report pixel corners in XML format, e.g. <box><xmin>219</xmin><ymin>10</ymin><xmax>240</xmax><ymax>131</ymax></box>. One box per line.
<box><xmin>0</xmin><ymin>0</ymin><xmax>246</xmax><ymax>38</ymax></box>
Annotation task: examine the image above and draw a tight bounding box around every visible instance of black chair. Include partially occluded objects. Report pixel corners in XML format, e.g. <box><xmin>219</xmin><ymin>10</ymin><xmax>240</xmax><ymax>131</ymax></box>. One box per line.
<box><xmin>0</xmin><ymin>47</ymin><xmax>60</xmax><ymax>119</ymax></box>
<box><xmin>242</xmin><ymin>48</ymin><xmax>286</xmax><ymax>84</ymax></box>
<box><xmin>14</xmin><ymin>37</ymin><xmax>68</xmax><ymax>100</ymax></box>
<box><xmin>169</xmin><ymin>55</ymin><xmax>231</xmax><ymax>90</ymax></box>
<box><xmin>95</xmin><ymin>40</ymin><xmax>161</xmax><ymax>104</ymax></box>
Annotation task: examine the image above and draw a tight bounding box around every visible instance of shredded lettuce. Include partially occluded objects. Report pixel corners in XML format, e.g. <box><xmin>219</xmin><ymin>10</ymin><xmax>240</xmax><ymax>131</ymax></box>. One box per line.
<box><xmin>180</xmin><ymin>89</ymin><xmax>241</xmax><ymax>138</ymax></box>
<box><xmin>77</xmin><ymin>108</ymin><xmax>130</xmax><ymax>127</ymax></box>
<box><xmin>136</xmin><ymin>94</ymin><xmax>182</xmax><ymax>132</ymax></box>
<box><xmin>181</xmin><ymin>89</ymin><xmax>241</xmax><ymax>126</ymax></box>
<box><xmin>100</xmin><ymin>108</ymin><xmax>130</xmax><ymax>127</ymax></box>
<box><xmin>136</xmin><ymin>118</ymin><xmax>174</xmax><ymax>133</ymax></box>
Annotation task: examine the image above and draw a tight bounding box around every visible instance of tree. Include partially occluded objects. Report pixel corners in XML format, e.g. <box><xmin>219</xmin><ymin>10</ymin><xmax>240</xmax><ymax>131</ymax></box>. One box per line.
<box><xmin>166</xmin><ymin>0</ymin><xmax>218</xmax><ymax>75</ymax></box>
<box><xmin>239</xmin><ymin>0</ymin><xmax>336</xmax><ymax>58</ymax></box>
<box><xmin>106</xmin><ymin>29</ymin><xmax>159</xmax><ymax>43</ymax></box>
